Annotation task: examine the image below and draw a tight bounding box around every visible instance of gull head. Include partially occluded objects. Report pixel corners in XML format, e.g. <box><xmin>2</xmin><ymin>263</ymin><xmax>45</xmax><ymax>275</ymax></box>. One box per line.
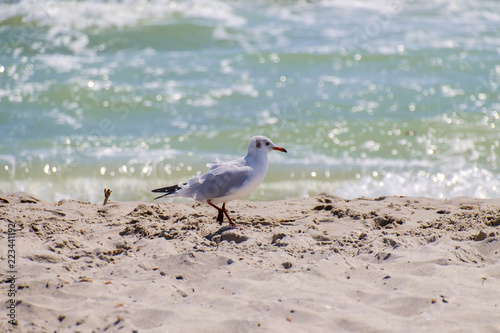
<box><xmin>249</xmin><ymin>136</ymin><xmax>287</xmax><ymax>154</ymax></box>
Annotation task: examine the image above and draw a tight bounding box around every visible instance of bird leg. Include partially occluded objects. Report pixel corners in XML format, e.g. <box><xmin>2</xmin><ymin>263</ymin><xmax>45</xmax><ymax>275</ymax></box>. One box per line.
<box><xmin>216</xmin><ymin>209</ymin><xmax>224</xmax><ymax>224</ymax></box>
<box><xmin>221</xmin><ymin>203</ymin><xmax>235</xmax><ymax>226</ymax></box>
<box><xmin>207</xmin><ymin>200</ymin><xmax>225</xmax><ymax>224</ymax></box>
<box><xmin>207</xmin><ymin>201</ymin><xmax>235</xmax><ymax>227</ymax></box>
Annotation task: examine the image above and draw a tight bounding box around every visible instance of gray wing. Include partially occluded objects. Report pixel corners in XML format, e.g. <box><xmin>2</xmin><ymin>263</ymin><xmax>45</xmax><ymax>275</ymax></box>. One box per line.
<box><xmin>189</xmin><ymin>162</ymin><xmax>253</xmax><ymax>202</ymax></box>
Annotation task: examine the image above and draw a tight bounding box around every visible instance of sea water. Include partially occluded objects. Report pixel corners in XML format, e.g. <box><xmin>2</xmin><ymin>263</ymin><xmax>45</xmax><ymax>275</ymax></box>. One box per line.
<box><xmin>1</xmin><ymin>0</ymin><xmax>499</xmax><ymax>203</ymax></box>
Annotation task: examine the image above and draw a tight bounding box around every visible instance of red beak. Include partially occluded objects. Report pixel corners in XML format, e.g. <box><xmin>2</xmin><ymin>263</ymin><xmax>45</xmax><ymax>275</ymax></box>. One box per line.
<box><xmin>273</xmin><ymin>147</ymin><xmax>287</xmax><ymax>153</ymax></box>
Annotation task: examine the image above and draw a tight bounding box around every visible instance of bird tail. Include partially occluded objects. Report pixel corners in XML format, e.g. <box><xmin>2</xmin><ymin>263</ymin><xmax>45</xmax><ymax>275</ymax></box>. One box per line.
<box><xmin>151</xmin><ymin>184</ymin><xmax>183</xmax><ymax>200</ymax></box>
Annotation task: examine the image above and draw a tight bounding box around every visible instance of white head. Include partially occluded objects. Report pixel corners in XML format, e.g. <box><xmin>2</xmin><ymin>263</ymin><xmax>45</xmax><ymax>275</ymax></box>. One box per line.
<box><xmin>248</xmin><ymin>136</ymin><xmax>287</xmax><ymax>155</ymax></box>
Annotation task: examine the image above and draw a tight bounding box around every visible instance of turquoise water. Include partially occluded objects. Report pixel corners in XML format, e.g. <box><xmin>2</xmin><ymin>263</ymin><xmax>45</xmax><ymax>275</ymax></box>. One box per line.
<box><xmin>1</xmin><ymin>0</ymin><xmax>499</xmax><ymax>203</ymax></box>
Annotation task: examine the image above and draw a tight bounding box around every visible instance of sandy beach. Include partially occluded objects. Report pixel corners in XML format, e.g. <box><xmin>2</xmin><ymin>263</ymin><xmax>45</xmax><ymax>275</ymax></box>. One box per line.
<box><xmin>1</xmin><ymin>191</ymin><xmax>499</xmax><ymax>332</ymax></box>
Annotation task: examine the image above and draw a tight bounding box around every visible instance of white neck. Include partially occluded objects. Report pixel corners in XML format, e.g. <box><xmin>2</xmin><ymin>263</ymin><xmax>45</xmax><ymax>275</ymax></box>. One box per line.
<box><xmin>246</xmin><ymin>150</ymin><xmax>269</xmax><ymax>173</ymax></box>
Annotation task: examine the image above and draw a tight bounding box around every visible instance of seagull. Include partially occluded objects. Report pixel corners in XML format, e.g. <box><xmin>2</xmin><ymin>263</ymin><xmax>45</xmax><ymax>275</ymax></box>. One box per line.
<box><xmin>152</xmin><ymin>136</ymin><xmax>287</xmax><ymax>226</ymax></box>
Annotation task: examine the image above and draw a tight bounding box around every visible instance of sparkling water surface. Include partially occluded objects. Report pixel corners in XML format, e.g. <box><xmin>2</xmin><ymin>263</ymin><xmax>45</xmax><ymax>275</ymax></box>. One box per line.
<box><xmin>1</xmin><ymin>0</ymin><xmax>499</xmax><ymax>202</ymax></box>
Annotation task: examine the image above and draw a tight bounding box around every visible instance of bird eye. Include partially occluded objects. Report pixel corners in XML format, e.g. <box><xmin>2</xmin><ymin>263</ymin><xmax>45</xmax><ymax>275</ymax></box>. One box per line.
<box><xmin>265</xmin><ymin>141</ymin><xmax>270</xmax><ymax>146</ymax></box>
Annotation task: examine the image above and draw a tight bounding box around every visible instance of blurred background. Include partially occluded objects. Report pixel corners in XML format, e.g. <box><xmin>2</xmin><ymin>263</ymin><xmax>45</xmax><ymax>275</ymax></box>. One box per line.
<box><xmin>1</xmin><ymin>0</ymin><xmax>499</xmax><ymax>203</ymax></box>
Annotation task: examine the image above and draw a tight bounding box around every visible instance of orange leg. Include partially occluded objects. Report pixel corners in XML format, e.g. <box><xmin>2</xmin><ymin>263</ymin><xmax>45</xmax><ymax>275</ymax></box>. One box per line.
<box><xmin>221</xmin><ymin>203</ymin><xmax>235</xmax><ymax>226</ymax></box>
<box><xmin>207</xmin><ymin>201</ymin><xmax>235</xmax><ymax>226</ymax></box>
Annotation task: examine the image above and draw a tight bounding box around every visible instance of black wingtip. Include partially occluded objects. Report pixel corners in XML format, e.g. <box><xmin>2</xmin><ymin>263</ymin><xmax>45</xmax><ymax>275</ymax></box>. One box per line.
<box><xmin>151</xmin><ymin>184</ymin><xmax>181</xmax><ymax>194</ymax></box>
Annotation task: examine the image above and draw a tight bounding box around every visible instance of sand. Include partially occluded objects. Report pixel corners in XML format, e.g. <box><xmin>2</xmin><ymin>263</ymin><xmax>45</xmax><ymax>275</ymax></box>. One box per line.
<box><xmin>1</xmin><ymin>191</ymin><xmax>499</xmax><ymax>332</ymax></box>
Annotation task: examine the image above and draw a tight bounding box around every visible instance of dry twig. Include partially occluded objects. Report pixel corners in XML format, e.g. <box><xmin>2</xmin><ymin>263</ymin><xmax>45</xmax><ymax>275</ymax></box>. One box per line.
<box><xmin>103</xmin><ymin>188</ymin><xmax>112</xmax><ymax>205</ymax></box>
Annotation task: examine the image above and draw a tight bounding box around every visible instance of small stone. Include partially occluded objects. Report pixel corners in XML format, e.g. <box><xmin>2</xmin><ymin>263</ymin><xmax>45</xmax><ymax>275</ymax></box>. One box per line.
<box><xmin>272</xmin><ymin>233</ymin><xmax>287</xmax><ymax>244</ymax></box>
<box><xmin>220</xmin><ymin>231</ymin><xmax>249</xmax><ymax>244</ymax></box>
<box><xmin>474</xmin><ymin>230</ymin><xmax>488</xmax><ymax>242</ymax></box>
